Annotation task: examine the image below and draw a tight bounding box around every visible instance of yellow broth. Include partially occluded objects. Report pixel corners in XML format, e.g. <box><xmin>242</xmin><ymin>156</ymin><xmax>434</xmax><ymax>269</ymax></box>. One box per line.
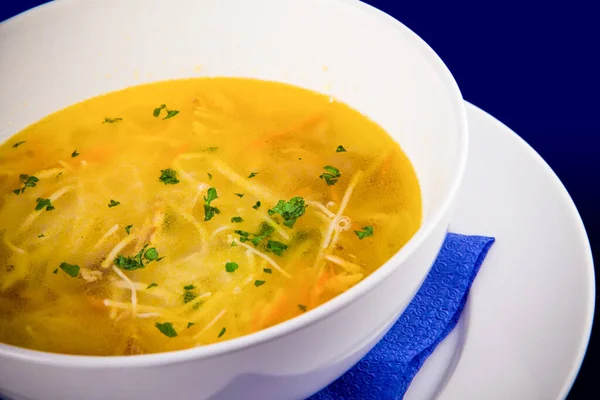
<box><xmin>0</xmin><ymin>78</ymin><xmax>421</xmax><ymax>355</ymax></box>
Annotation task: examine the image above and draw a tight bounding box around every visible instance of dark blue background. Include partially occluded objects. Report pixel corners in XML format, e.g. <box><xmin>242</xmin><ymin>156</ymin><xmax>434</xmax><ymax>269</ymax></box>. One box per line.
<box><xmin>2</xmin><ymin>1</ymin><xmax>598</xmax><ymax>397</ymax></box>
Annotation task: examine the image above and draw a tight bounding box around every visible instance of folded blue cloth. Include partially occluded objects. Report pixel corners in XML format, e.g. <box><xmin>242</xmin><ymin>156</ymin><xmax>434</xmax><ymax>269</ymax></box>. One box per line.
<box><xmin>310</xmin><ymin>233</ymin><xmax>495</xmax><ymax>400</ymax></box>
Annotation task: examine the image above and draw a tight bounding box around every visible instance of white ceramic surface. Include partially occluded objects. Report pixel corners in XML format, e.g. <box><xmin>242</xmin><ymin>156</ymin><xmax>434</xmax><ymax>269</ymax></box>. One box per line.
<box><xmin>405</xmin><ymin>103</ymin><xmax>595</xmax><ymax>400</ymax></box>
<box><xmin>0</xmin><ymin>1</ymin><xmax>467</xmax><ymax>399</ymax></box>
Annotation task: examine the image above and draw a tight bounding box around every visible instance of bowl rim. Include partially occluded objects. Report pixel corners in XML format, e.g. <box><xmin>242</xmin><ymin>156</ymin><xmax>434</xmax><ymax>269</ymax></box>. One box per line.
<box><xmin>0</xmin><ymin>0</ymin><xmax>469</xmax><ymax>367</ymax></box>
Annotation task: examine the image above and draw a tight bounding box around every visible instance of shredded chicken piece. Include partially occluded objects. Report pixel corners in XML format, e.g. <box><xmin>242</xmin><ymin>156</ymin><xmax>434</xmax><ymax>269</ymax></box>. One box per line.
<box><xmin>81</xmin><ymin>268</ymin><xmax>102</xmax><ymax>282</ymax></box>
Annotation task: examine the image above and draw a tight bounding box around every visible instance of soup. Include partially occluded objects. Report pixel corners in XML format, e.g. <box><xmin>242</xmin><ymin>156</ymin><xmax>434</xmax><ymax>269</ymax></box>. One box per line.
<box><xmin>0</xmin><ymin>78</ymin><xmax>420</xmax><ymax>355</ymax></box>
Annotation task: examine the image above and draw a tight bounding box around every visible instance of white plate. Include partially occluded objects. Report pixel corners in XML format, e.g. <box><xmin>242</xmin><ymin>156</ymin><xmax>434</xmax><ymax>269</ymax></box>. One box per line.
<box><xmin>402</xmin><ymin>102</ymin><xmax>595</xmax><ymax>400</ymax></box>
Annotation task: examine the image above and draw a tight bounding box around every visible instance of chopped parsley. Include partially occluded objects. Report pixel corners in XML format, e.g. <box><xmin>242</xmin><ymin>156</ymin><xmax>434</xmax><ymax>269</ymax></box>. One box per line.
<box><xmin>155</xmin><ymin>322</ymin><xmax>178</xmax><ymax>338</ymax></box>
<box><xmin>52</xmin><ymin>268</ymin><xmax>58</xmax><ymax>274</ymax></box>
<box><xmin>267</xmin><ymin>197</ymin><xmax>307</xmax><ymax>228</ymax></box>
<box><xmin>225</xmin><ymin>261</ymin><xmax>239</xmax><ymax>273</ymax></box>
<box><xmin>147</xmin><ymin>282</ymin><xmax>158</xmax><ymax>289</ymax></box>
<box><xmin>103</xmin><ymin>117</ymin><xmax>123</xmax><ymax>124</ymax></box>
<box><xmin>254</xmin><ymin>280</ymin><xmax>266</xmax><ymax>287</ymax></box>
<box><xmin>204</xmin><ymin>187</ymin><xmax>220</xmax><ymax>221</ymax></box>
<box><xmin>234</xmin><ymin>193</ymin><xmax>245</xmax><ymax>198</ymax></box>
<box><xmin>183</xmin><ymin>290</ymin><xmax>197</xmax><ymax>304</ymax></box>
<box><xmin>187</xmin><ymin>322</ymin><xmax>195</xmax><ymax>329</ymax></box>
<box><xmin>71</xmin><ymin>150</ymin><xmax>79</xmax><ymax>158</ymax></box>
<box><xmin>354</xmin><ymin>226</ymin><xmax>374</xmax><ymax>240</ymax></box>
<box><xmin>114</xmin><ymin>244</ymin><xmax>160</xmax><ymax>271</ymax></box>
<box><xmin>218</xmin><ymin>327</ymin><xmax>226</xmax><ymax>338</ymax></box>
<box><xmin>231</xmin><ymin>216</ymin><xmax>243</xmax><ymax>223</ymax></box>
<box><xmin>234</xmin><ymin>230</ymin><xmax>251</xmax><ymax>242</ymax></box>
<box><xmin>58</xmin><ymin>262</ymin><xmax>80</xmax><ymax>278</ymax></box>
<box><xmin>319</xmin><ymin>165</ymin><xmax>341</xmax><ymax>186</ymax></box>
<box><xmin>207</xmin><ymin>172</ymin><xmax>213</xmax><ymax>180</ymax></box>
<box><xmin>298</xmin><ymin>304</ymin><xmax>307</xmax><ymax>312</ymax></box>
<box><xmin>108</xmin><ymin>199</ymin><xmax>120</xmax><ymax>208</ymax></box>
<box><xmin>204</xmin><ymin>146</ymin><xmax>219</xmax><ymax>153</ymax></box>
<box><xmin>145</xmin><ymin>247</ymin><xmax>159</xmax><ymax>260</ymax></box>
<box><xmin>266</xmin><ymin>240</ymin><xmax>288</xmax><ymax>256</ymax></box>
<box><xmin>235</xmin><ymin>223</ymin><xmax>274</xmax><ymax>246</ymax></box>
<box><xmin>159</xmin><ymin>168</ymin><xmax>179</xmax><ymax>185</ymax></box>
<box><xmin>231</xmin><ymin>240</ymin><xmax>236</xmax><ymax>247</ymax></box>
<box><xmin>153</xmin><ymin>104</ymin><xmax>180</xmax><ymax>120</ymax></box>
<box><xmin>35</xmin><ymin>198</ymin><xmax>55</xmax><ymax>212</ymax></box>
<box><xmin>12</xmin><ymin>141</ymin><xmax>26</xmax><ymax>148</ymax></box>
<box><xmin>263</xmin><ymin>268</ymin><xmax>272</xmax><ymax>274</ymax></box>
<box><xmin>251</xmin><ymin>223</ymin><xmax>274</xmax><ymax>246</ymax></box>
<box><xmin>252</xmin><ymin>201</ymin><xmax>261</xmax><ymax>210</ymax></box>
<box><xmin>336</xmin><ymin>145</ymin><xmax>347</xmax><ymax>152</ymax></box>
<box><xmin>13</xmin><ymin>174</ymin><xmax>39</xmax><ymax>195</ymax></box>
<box><xmin>248</xmin><ymin>172</ymin><xmax>258</xmax><ymax>179</ymax></box>
<box><xmin>183</xmin><ymin>284</ymin><xmax>196</xmax><ymax>290</ymax></box>
<box><xmin>38</xmin><ymin>233</ymin><xmax>45</xmax><ymax>238</ymax></box>
<box><xmin>125</xmin><ymin>225</ymin><xmax>133</xmax><ymax>235</ymax></box>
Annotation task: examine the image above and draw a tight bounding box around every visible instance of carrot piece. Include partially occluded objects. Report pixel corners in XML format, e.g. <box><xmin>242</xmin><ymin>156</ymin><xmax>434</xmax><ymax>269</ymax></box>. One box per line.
<box><xmin>250</xmin><ymin>113</ymin><xmax>325</xmax><ymax>149</ymax></box>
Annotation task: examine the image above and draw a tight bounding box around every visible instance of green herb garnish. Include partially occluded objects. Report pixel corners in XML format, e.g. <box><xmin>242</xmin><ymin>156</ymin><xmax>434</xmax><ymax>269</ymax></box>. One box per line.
<box><xmin>155</xmin><ymin>322</ymin><xmax>178</xmax><ymax>338</ymax></box>
<box><xmin>203</xmin><ymin>187</ymin><xmax>220</xmax><ymax>221</ymax></box>
<box><xmin>336</xmin><ymin>145</ymin><xmax>347</xmax><ymax>152</ymax></box>
<box><xmin>58</xmin><ymin>262</ymin><xmax>80</xmax><ymax>278</ymax></box>
<box><xmin>234</xmin><ymin>230</ymin><xmax>251</xmax><ymax>242</ymax></box>
<box><xmin>38</xmin><ymin>233</ymin><xmax>45</xmax><ymax>238</ymax></box>
<box><xmin>147</xmin><ymin>282</ymin><xmax>158</xmax><ymax>289</ymax></box>
<box><xmin>52</xmin><ymin>268</ymin><xmax>58</xmax><ymax>274</ymax></box>
<box><xmin>248</xmin><ymin>172</ymin><xmax>258</xmax><ymax>179</ymax></box>
<box><xmin>218</xmin><ymin>327</ymin><xmax>226</xmax><ymax>338</ymax></box>
<box><xmin>254</xmin><ymin>280</ymin><xmax>266</xmax><ymax>287</ymax></box>
<box><xmin>183</xmin><ymin>284</ymin><xmax>196</xmax><ymax>290</ymax></box>
<box><xmin>231</xmin><ymin>216</ymin><xmax>243</xmax><ymax>223</ymax></box>
<box><xmin>145</xmin><ymin>247</ymin><xmax>159</xmax><ymax>260</ymax></box>
<box><xmin>207</xmin><ymin>172</ymin><xmax>213</xmax><ymax>180</ymax></box>
<box><xmin>235</xmin><ymin>193</ymin><xmax>245</xmax><ymax>198</ymax></box>
<box><xmin>252</xmin><ymin>201</ymin><xmax>261</xmax><ymax>210</ymax></box>
<box><xmin>319</xmin><ymin>165</ymin><xmax>341</xmax><ymax>186</ymax></box>
<box><xmin>153</xmin><ymin>104</ymin><xmax>180</xmax><ymax>120</ymax></box>
<box><xmin>35</xmin><ymin>198</ymin><xmax>55</xmax><ymax>212</ymax></box>
<box><xmin>298</xmin><ymin>304</ymin><xmax>307</xmax><ymax>312</ymax></box>
<box><xmin>266</xmin><ymin>240</ymin><xmax>288</xmax><ymax>256</ymax></box>
<box><xmin>159</xmin><ymin>168</ymin><xmax>179</xmax><ymax>185</ymax></box>
<box><xmin>225</xmin><ymin>261</ymin><xmax>239</xmax><ymax>273</ymax></box>
<box><xmin>250</xmin><ymin>223</ymin><xmax>274</xmax><ymax>246</ymax></box>
<box><xmin>108</xmin><ymin>199</ymin><xmax>120</xmax><ymax>208</ymax></box>
<box><xmin>268</xmin><ymin>197</ymin><xmax>307</xmax><ymax>228</ymax></box>
<box><xmin>187</xmin><ymin>322</ymin><xmax>195</xmax><ymax>329</ymax></box>
<box><xmin>114</xmin><ymin>244</ymin><xmax>160</xmax><ymax>271</ymax></box>
<box><xmin>263</xmin><ymin>268</ymin><xmax>272</xmax><ymax>274</ymax></box>
<box><xmin>103</xmin><ymin>117</ymin><xmax>123</xmax><ymax>124</ymax></box>
<box><xmin>125</xmin><ymin>225</ymin><xmax>133</xmax><ymax>235</ymax></box>
<box><xmin>13</xmin><ymin>174</ymin><xmax>39</xmax><ymax>195</ymax></box>
<box><xmin>71</xmin><ymin>150</ymin><xmax>79</xmax><ymax>158</ymax></box>
<box><xmin>183</xmin><ymin>290</ymin><xmax>197</xmax><ymax>304</ymax></box>
<box><xmin>354</xmin><ymin>226</ymin><xmax>374</xmax><ymax>240</ymax></box>
<box><xmin>12</xmin><ymin>141</ymin><xmax>26</xmax><ymax>148</ymax></box>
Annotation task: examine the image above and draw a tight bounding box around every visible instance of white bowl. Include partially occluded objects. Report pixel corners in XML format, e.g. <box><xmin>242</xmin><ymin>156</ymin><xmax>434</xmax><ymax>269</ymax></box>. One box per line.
<box><xmin>0</xmin><ymin>1</ymin><xmax>468</xmax><ymax>399</ymax></box>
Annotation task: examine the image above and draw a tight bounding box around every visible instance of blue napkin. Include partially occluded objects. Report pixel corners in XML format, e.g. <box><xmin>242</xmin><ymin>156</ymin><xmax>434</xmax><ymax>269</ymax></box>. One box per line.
<box><xmin>310</xmin><ymin>233</ymin><xmax>495</xmax><ymax>400</ymax></box>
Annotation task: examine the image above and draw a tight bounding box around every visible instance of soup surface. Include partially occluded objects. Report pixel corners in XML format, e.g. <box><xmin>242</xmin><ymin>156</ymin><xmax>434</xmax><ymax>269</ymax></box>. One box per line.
<box><xmin>0</xmin><ymin>78</ymin><xmax>420</xmax><ymax>355</ymax></box>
